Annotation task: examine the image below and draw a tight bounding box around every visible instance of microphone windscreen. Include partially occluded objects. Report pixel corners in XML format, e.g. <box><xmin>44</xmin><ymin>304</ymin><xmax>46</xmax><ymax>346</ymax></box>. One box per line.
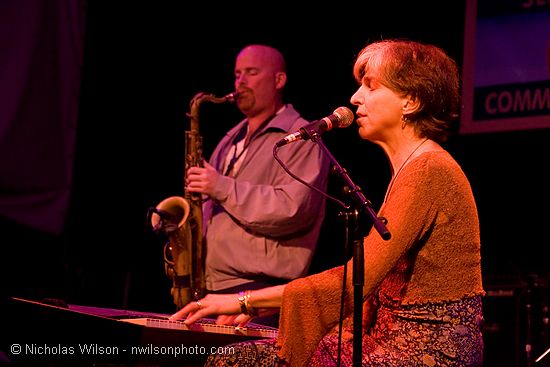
<box><xmin>333</xmin><ymin>106</ymin><xmax>354</xmax><ymax>128</ymax></box>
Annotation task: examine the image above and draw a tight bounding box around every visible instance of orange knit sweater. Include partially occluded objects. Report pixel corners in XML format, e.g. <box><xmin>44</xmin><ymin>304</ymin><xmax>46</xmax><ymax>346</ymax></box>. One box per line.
<box><xmin>276</xmin><ymin>151</ymin><xmax>485</xmax><ymax>367</ymax></box>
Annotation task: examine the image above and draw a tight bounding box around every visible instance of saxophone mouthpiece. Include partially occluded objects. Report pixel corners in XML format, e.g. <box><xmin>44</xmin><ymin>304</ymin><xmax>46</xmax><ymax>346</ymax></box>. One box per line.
<box><xmin>225</xmin><ymin>92</ymin><xmax>239</xmax><ymax>103</ymax></box>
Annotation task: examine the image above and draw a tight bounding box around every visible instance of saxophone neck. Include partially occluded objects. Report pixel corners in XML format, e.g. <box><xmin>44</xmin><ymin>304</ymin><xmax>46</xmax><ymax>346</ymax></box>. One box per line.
<box><xmin>190</xmin><ymin>91</ymin><xmax>239</xmax><ymax>108</ymax></box>
<box><xmin>187</xmin><ymin>91</ymin><xmax>239</xmax><ymax>131</ymax></box>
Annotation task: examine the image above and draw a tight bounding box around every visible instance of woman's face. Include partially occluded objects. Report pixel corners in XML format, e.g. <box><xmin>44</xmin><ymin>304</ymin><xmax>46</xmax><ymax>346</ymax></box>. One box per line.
<box><xmin>350</xmin><ymin>74</ymin><xmax>406</xmax><ymax>143</ymax></box>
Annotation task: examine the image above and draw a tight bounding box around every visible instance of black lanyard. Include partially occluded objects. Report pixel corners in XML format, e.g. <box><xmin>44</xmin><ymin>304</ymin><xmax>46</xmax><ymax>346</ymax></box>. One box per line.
<box><xmin>223</xmin><ymin>112</ymin><xmax>278</xmax><ymax>176</ymax></box>
<box><xmin>223</xmin><ymin>126</ymin><xmax>248</xmax><ymax>176</ymax></box>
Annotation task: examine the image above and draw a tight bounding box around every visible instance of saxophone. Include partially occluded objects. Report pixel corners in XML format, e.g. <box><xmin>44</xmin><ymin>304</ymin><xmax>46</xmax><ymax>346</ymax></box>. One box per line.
<box><xmin>149</xmin><ymin>91</ymin><xmax>238</xmax><ymax>309</ymax></box>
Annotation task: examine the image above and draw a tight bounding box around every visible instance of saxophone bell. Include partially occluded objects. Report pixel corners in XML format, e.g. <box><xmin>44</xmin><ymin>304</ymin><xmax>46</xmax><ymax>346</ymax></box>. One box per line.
<box><xmin>149</xmin><ymin>196</ymin><xmax>195</xmax><ymax>309</ymax></box>
<box><xmin>150</xmin><ymin>197</ymin><xmax>190</xmax><ymax>232</ymax></box>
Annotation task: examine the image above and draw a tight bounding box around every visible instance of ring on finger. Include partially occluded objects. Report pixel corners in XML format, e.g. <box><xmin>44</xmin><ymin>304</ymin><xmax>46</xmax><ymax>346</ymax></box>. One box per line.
<box><xmin>195</xmin><ymin>300</ymin><xmax>203</xmax><ymax>309</ymax></box>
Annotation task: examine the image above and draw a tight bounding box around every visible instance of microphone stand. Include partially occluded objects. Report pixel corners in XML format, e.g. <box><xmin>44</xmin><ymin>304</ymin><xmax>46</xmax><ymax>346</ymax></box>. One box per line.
<box><xmin>311</xmin><ymin>136</ymin><xmax>391</xmax><ymax>367</ymax></box>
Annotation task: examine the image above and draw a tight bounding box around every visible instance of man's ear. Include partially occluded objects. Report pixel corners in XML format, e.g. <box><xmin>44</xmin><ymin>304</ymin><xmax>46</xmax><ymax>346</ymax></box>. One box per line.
<box><xmin>275</xmin><ymin>72</ymin><xmax>287</xmax><ymax>90</ymax></box>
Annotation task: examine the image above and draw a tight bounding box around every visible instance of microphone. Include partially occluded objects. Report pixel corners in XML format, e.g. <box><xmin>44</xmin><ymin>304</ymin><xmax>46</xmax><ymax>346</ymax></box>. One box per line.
<box><xmin>276</xmin><ymin>106</ymin><xmax>354</xmax><ymax>147</ymax></box>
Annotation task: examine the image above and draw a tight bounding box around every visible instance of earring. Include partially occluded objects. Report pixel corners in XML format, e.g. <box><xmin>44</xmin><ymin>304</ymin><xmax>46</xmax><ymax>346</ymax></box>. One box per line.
<box><xmin>401</xmin><ymin>115</ymin><xmax>407</xmax><ymax>129</ymax></box>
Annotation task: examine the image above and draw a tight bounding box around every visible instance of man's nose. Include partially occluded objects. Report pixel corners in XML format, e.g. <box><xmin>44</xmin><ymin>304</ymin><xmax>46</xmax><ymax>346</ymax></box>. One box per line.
<box><xmin>236</xmin><ymin>74</ymin><xmax>247</xmax><ymax>84</ymax></box>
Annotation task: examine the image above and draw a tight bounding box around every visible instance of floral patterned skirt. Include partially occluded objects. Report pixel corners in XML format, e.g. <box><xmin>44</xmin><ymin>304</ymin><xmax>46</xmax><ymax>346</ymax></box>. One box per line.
<box><xmin>204</xmin><ymin>296</ymin><xmax>484</xmax><ymax>367</ymax></box>
<box><xmin>309</xmin><ymin>295</ymin><xmax>484</xmax><ymax>367</ymax></box>
<box><xmin>204</xmin><ymin>338</ymin><xmax>283</xmax><ymax>367</ymax></box>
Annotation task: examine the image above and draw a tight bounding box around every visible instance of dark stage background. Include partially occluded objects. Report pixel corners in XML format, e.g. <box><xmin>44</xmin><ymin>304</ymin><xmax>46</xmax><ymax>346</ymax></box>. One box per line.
<box><xmin>2</xmin><ymin>1</ymin><xmax>550</xmax><ymax>366</ymax></box>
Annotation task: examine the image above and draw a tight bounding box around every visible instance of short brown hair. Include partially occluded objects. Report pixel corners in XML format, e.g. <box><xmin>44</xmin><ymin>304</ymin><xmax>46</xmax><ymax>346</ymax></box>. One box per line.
<box><xmin>353</xmin><ymin>39</ymin><xmax>460</xmax><ymax>142</ymax></box>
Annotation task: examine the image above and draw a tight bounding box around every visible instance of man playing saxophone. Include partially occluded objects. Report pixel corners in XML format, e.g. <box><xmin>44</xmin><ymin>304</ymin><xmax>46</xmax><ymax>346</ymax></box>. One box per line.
<box><xmin>184</xmin><ymin>44</ymin><xmax>330</xmax><ymax>327</ymax></box>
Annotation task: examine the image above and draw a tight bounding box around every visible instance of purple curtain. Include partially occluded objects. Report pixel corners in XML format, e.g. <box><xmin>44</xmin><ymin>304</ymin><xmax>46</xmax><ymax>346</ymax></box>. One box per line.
<box><xmin>0</xmin><ymin>0</ymin><xmax>87</xmax><ymax>234</ymax></box>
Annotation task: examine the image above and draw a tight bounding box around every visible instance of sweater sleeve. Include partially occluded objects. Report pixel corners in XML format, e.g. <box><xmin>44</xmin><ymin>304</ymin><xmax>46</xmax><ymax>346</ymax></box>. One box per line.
<box><xmin>277</xmin><ymin>266</ymin><xmax>351</xmax><ymax>367</ymax></box>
